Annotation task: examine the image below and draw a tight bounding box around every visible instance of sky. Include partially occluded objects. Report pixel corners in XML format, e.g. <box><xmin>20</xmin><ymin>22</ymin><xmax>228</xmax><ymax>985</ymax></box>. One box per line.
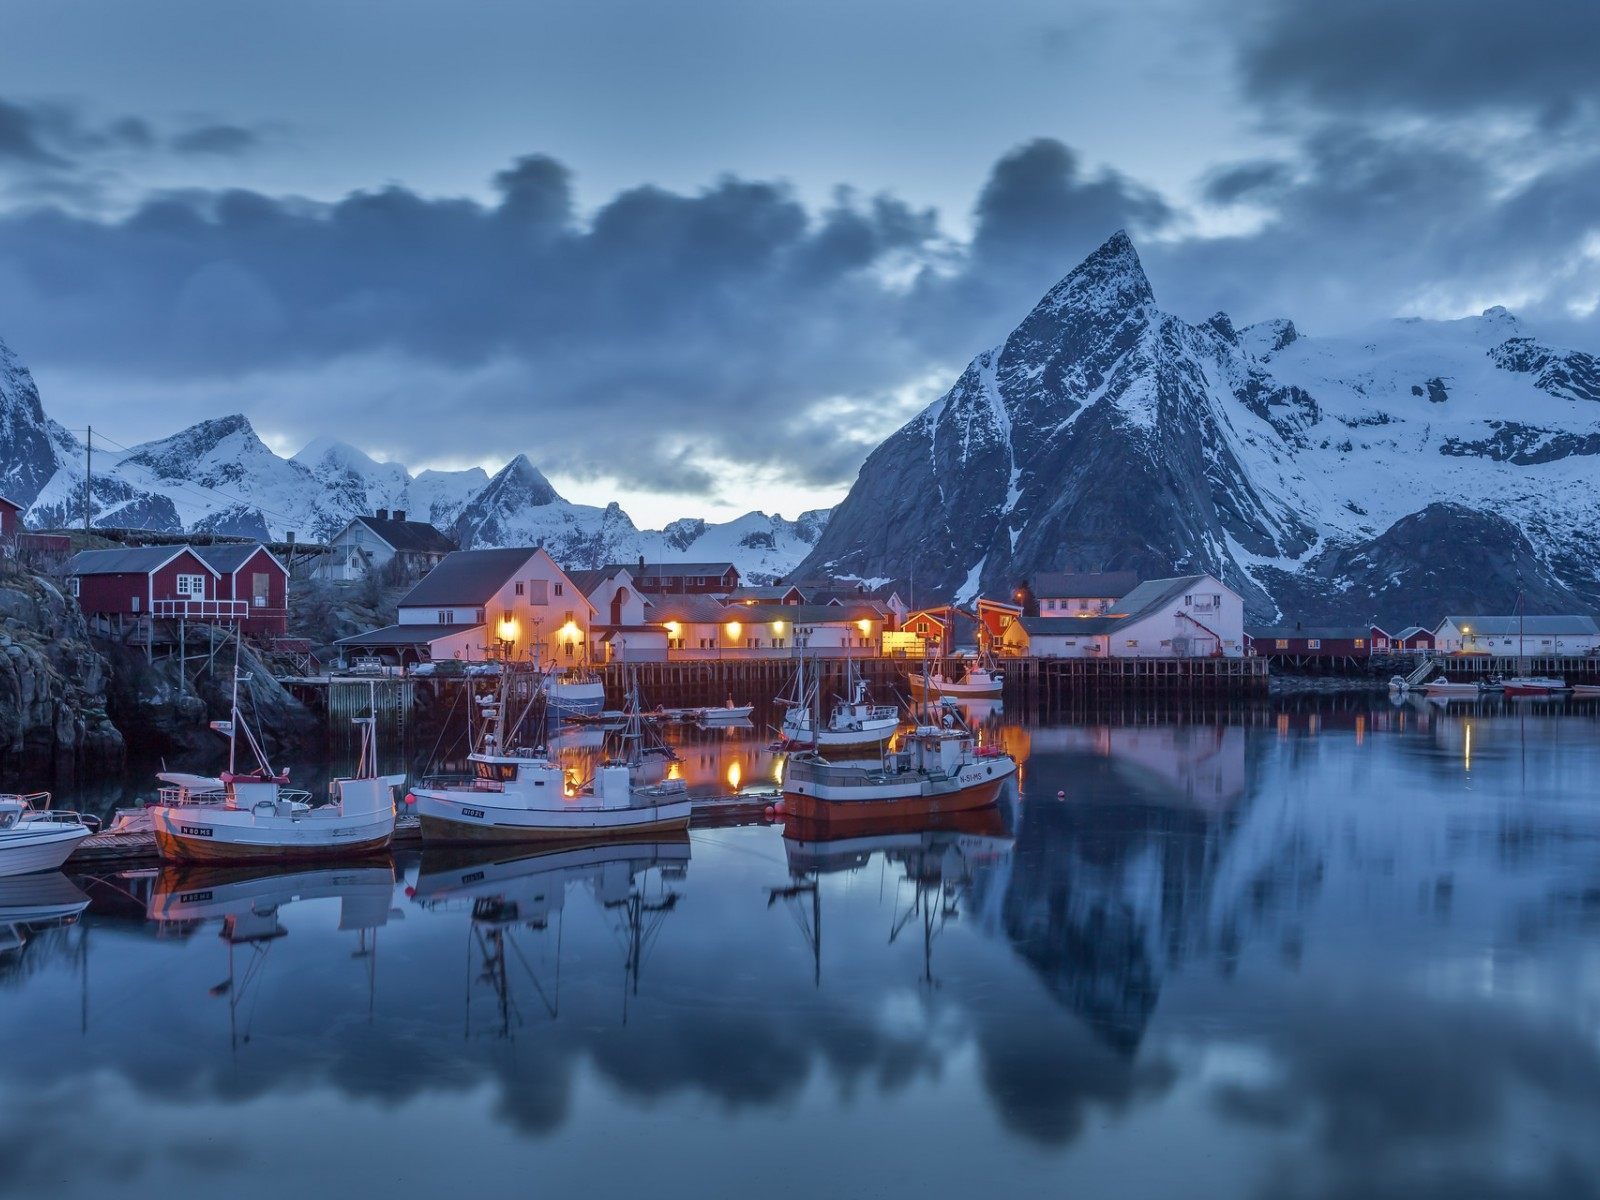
<box><xmin>2</xmin><ymin>0</ymin><xmax>1599</xmax><ymax>526</ymax></box>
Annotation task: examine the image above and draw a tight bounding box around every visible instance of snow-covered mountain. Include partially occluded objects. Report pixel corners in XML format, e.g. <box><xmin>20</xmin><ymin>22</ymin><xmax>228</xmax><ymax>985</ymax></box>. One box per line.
<box><xmin>0</xmin><ymin>334</ymin><xmax>829</xmax><ymax>582</ymax></box>
<box><xmin>799</xmin><ymin>231</ymin><xmax>1600</xmax><ymax>624</ymax></box>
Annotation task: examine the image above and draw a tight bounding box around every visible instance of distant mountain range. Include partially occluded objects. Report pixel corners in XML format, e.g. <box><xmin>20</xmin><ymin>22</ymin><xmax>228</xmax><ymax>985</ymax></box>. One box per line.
<box><xmin>799</xmin><ymin>231</ymin><xmax>1600</xmax><ymax>624</ymax></box>
<box><xmin>0</xmin><ymin>338</ymin><xmax>829</xmax><ymax>581</ymax></box>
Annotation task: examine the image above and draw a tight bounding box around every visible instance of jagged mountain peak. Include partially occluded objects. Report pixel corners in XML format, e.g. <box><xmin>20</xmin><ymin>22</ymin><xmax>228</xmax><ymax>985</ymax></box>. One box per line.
<box><xmin>1036</xmin><ymin>229</ymin><xmax>1156</xmax><ymax>322</ymax></box>
<box><xmin>493</xmin><ymin>454</ymin><xmax>562</xmax><ymax>506</ymax></box>
<box><xmin>292</xmin><ymin>435</ymin><xmax>387</xmax><ymax>471</ymax></box>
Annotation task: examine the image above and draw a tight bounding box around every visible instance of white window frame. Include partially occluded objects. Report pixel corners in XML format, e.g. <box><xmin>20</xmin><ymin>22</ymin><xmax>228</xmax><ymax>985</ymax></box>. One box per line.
<box><xmin>176</xmin><ymin>573</ymin><xmax>206</xmax><ymax>598</ymax></box>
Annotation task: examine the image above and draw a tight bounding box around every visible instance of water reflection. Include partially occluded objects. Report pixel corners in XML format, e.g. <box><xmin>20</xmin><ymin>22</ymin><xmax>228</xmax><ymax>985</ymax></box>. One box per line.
<box><xmin>0</xmin><ymin>700</ymin><xmax>1596</xmax><ymax>1198</ymax></box>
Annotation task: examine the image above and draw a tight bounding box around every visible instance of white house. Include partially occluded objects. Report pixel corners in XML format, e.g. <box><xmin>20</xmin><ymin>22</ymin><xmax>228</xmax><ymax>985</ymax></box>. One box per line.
<box><xmin>1001</xmin><ymin>574</ymin><xmax>1245</xmax><ymax>658</ymax></box>
<box><xmin>570</xmin><ymin>566</ymin><xmax>668</xmax><ymax>662</ymax></box>
<box><xmin>647</xmin><ymin>598</ymin><xmax>886</xmax><ymax>660</ymax></box>
<box><xmin>1029</xmin><ymin>570</ymin><xmax>1140</xmax><ymax>617</ymax></box>
<box><xmin>1433</xmin><ymin>615</ymin><xmax>1600</xmax><ymax>656</ymax></box>
<box><xmin>338</xmin><ymin>546</ymin><xmax>595</xmax><ymax>665</ymax></box>
<box><xmin>314</xmin><ymin>510</ymin><xmax>457</xmax><ymax>582</ymax></box>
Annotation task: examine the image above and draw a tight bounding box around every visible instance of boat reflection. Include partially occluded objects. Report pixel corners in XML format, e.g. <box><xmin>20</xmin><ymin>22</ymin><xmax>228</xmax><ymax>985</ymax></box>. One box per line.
<box><xmin>0</xmin><ymin>871</ymin><xmax>90</xmax><ymax>955</ymax></box>
<box><xmin>146</xmin><ymin>862</ymin><xmax>399</xmax><ymax>1044</ymax></box>
<box><xmin>412</xmin><ymin>837</ymin><xmax>690</xmax><ymax>1035</ymax></box>
<box><xmin>771</xmin><ymin>808</ymin><xmax>1014</xmax><ymax>987</ymax></box>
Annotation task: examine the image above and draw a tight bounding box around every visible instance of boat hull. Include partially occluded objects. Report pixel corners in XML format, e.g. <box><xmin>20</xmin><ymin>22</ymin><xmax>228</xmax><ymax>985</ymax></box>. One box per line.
<box><xmin>0</xmin><ymin>825</ymin><xmax>91</xmax><ymax>877</ymax></box>
<box><xmin>780</xmin><ymin>776</ymin><xmax>1006</xmax><ymax>825</ymax></box>
<box><xmin>907</xmin><ymin>676</ymin><xmax>1004</xmax><ymax>699</ymax></box>
<box><xmin>547</xmin><ymin>681</ymin><xmax>606</xmax><ymax>717</ymax></box>
<box><xmin>414</xmin><ymin>792</ymin><xmax>692</xmax><ymax>844</ymax></box>
<box><xmin>148</xmin><ymin>808</ymin><xmax>395</xmax><ymax>864</ymax></box>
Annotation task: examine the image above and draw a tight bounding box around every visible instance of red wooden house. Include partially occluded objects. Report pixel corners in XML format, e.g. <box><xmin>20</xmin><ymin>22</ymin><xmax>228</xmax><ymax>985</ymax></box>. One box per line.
<box><xmin>68</xmin><ymin>546</ymin><xmax>223</xmax><ymax>627</ymax></box>
<box><xmin>614</xmin><ymin>560</ymin><xmax>740</xmax><ymax>596</ymax></box>
<box><xmin>1246</xmin><ymin>624</ymin><xmax>1389</xmax><ymax>658</ymax></box>
<box><xmin>1392</xmin><ymin>625</ymin><xmax>1436</xmax><ymax>651</ymax></box>
<box><xmin>194</xmin><ymin>543</ymin><xmax>290</xmax><ymax>637</ymax></box>
<box><xmin>0</xmin><ymin>494</ymin><xmax>19</xmax><ymax>545</ymax></box>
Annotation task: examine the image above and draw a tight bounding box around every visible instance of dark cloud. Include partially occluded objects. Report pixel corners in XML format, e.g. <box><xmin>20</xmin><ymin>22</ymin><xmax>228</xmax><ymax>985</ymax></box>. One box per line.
<box><xmin>0</xmin><ymin>99</ymin><xmax>71</xmax><ymax>167</ymax></box>
<box><xmin>0</xmin><ymin>136</ymin><xmax>1170</xmax><ymax>495</ymax></box>
<box><xmin>170</xmin><ymin>123</ymin><xmax>260</xmax><ymax>156</ymax></box>
<box><xmin>1234</xmin><ymin>0</ymin><xmax>1600</xmax><ymax>120</ymax></box>
<box><xmin>1202</xmin><ymin>158</ymin><xmax>1292</xmax><ymax>205</ymax></box>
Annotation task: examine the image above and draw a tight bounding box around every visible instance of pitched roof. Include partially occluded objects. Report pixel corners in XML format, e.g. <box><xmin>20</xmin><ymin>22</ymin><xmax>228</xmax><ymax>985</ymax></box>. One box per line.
<box><xmin>399</xmin><ymin>548</ymin><xmax>542</xmax><ymax>607</ymax></box>
<box><xmin>732</xmin><ymin>603</ymin><xmax>884</xmax><ymax>624</ymax></box>
<box><xmin>336</xmin><ymin>622</ymin><xmax>481</xmax><ymax>647</ymax></box>
<box><xmin>1031</xmin><ymin>570</ymin><xmax>1140</xmax><ymax>598</ymax></box>
<box><xmin>352</xmin><ymin>514</ymin><xmax>457</xmax><ymax>555</ymax></box>
<box><xmin>1394</xmin><ymin>626</ymin><xmax>1432</xmax><ymax>639</ymax></box>
<box><xmin>725</xmin><ymin>585</ymin><xmax>802</xmax><ymax>602</ymax></box>
<box><xmin>193</xmin><ymin>543</ymin><xmax>284</xmax><ymax>575</ymax></box>
<box><xmin>1017</xmin><ymin>615</ymin><xmax>1121</xmax><ymax>636</ymax></box>
<box><xmin>610</xmin><ymin>561</ymin><xmax>737</xmax><ymax>579</ymax></box>
<box><xmin>0</xmin><ymin>494</ymin><xmax>20</xmax><ymax>512</ymax></box>
<box><xmin>1441</xmin><ymin>615</ymin><xmax>1600</xmax><ymax>636</ymax></box>
<box><xmin>642</xmin><ymin>595</ymin><xmax>732</xmax><ymax>624</ymax></box>
<box><xmin>566</xmin><ymin>566</ymin><xmax>629</xmax><ymax>597</ymax></box>
<box><xmin>68</xmin><ymin>545</ymin><xmax>218</xmax><ymax>576</ymax></box>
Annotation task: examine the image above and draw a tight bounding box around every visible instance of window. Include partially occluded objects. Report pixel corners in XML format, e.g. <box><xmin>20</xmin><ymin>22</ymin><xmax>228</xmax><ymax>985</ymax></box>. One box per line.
<box><xmin>746</xmin><ymin>637</ymin><xmax>758</xmax><ymax>648</ymax></box>
<box><xmin>564</xmin><ymin>610</ymin><xmax>575</xmax><ymax>625</ymax></box>
<box><xmin>438</xmin><ymin>610</ymin><xmax>450</xmax><ymax>624</ymax></box>
<box><xmin>554</xmin><ymin>583</ymin><xmax>564</xmax><ymax>597</ymax></box>
<box><xmin>1354</xmin><ymin>638</ymin><xmax>1366</xmax><ymax>649</ymax></box>
<box><xmin>1126</xmin><ymin>639</ymin><xmax>1138</xmax><ymax>648</ymax></box>
<box><xmin>131</xmin><ymin>596</ymin><xmax>140</xmax><ymax>613</ymax></box>
<box><xmin>772</xmin><ymin>638</ymin><xmax>785</xmax><ymax>649</ymax></box>
<box><xmin>669</xmin><ymin>637</ymin><xmax>685</xmax><ymax>650</ymax></box>
<box><xmin>176</xmin><ymin>573</ymin><xmax>205</xmax><ymax>597</ymax></box>
<box><xmin>1308</xmin><ymin>639</ymin><xmax>1321</xmax><ymax>649</ymax></box>
<box><xmin>1275</xmin><ymin>639</ymin><xmax>1288</xmax><ymax>649</ymax></box>
<box><xmin>251</xmin><ymin>572</ymin><xmax>270</xmax><ymax>608</ymax></box>
<box><xmin>69</xmin><ymin>577</ymin><xmax>79</xmax><ymax>597</ymax></box>
<box><xmin>515</xmin><ymin>581</ymin><xmax>524</xmax><ymax>596</ymax></box>
<box><xmin>528</xmin><ymin>580</ymin><xmax>548</xmax><ymax>604</ymax></box>
<box><xmin>915</xmin><ymin>621</ymin><xmax>928</xmax><ymax>634</ymax></box>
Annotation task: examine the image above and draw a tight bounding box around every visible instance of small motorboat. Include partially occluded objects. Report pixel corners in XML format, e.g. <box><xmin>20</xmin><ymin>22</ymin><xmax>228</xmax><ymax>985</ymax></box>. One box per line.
<box><xmin>1501</xmin><ymin>676</ymin><xmax>1571</xmax><ymax>697</ymax></box>
<box><xmin>1422</xmin><ymin>679</ymin><xmax>1485</xmax><ymax>698</ymax></box>
<box><xmin>692</xmin><ymin>702</ymin><xmax>755</xmax><ymax>724</ymax></box>
<box><xmin>0</xmin><ymin>793</ymin><xmax>94</xmax><ymax>878</ymax></box>
<box><xmin>906</xmin><ymin>662</ymin><xmax>1004</xmax><ymax>699</ymax></box>
<box><xmin>1570</xmin><ymin>684</ymin><xmax>1600</xmax><ymax>698</ymax></box>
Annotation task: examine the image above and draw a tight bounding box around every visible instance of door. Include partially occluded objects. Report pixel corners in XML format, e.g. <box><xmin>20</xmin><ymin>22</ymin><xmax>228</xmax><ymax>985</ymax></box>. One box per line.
<box><xmin>252</xmin><ymin>572</ymin><xmax>271</xmax><ymax>608</ymax></box>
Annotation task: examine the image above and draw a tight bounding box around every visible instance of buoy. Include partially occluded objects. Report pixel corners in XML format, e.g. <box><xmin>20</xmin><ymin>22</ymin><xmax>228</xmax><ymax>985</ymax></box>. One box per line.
<box><xmin>404</xmin><ymin>793</ymin><xmax>416</xmax><ymax>806</ymax></box>
<box><xmin>404</xmin><ymin>886</ymin><xmax>415</xmax><ymax>898</ymax></box>
<box><xmin>773</xmin><ymin>798</ymin><xmax>786</xmax><ymax>813</ymax></box>
<box><xmin>764</xmin><ymin>805</ymin><xmax>776</xmax><ymax>820</ymax></box>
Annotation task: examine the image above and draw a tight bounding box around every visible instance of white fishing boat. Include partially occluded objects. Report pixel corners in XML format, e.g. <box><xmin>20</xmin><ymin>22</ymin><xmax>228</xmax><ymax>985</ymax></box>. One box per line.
<box><xmin>779</xmin><ymin>657</ymin><xmax>900</xmax><ymax>752</ymax></box>
<box><xmin>148</xmin><ymin>674</ymin><xmax>401</xmax><ymax>864</ymax></box>
<box><xmin>546</xmin><ymin>665</ymin><xmax>606</xmax><ymax>717</ymax></box>
<box><xmin>0</xmin><ymin>793</ymin><xmax>93</xmax><ymax>878</ymax></box>
<box><xmin>412</xmin><ymin>666</ymin><xmax>691</xmax><ymax>844</ymax></box>
<box><xmin>1423</xmin><ymin>679</ymin><xmax>1487</xmax><ymax>698</ymax></box>
<box><xmin>780</xmin><ymin>706</ymin><xmax>1016</xmax><ymax>828</ymax></box>
<box><xmin>1501</xmin><ymin>675</ymin><xmax>1571</xmax><ymax>697</ymax></box>
<box><xmin>906</xmin><ymin>650</ymin><xmax>1005</xmax><ymax>699</ymax></box>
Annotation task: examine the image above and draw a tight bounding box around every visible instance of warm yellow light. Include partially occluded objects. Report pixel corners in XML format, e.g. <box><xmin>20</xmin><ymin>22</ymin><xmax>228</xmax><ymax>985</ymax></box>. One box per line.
<box><xmin>497</xmin><ymin>617</ymin><xmax>519</xmax><ymax>642</ymax></box>
<box><xmin>726</xmin><ymin>760</ymin><xmax>742</xmax><ymax>790</ymax></box>
<box><xmin>857</xmin><ymin>618</ymin><xmax>871</xmax><ymax>634</ymax></box>
<box><xmin>771</xmin><ymin>619</ymin><xmax>785</xmax><ymax>633</ymax></box>
<box><xmin>664</xmin><ymin>620</ymin><xmax>681</xmax><ymax>635</ymax></box>
<box><xmin>559</xmin><ymin>620</ymin><xmax>581</xmax><ymax>642</ymax></box>
<box><xmin>667</xmin><ymin>760</ymin><xmax>682</xmax><ymax>781</ymax></box>
<box><xmin>725</xmin><ymin>620</ymin><xmax>742</xmax><ymax>638</ymax></box>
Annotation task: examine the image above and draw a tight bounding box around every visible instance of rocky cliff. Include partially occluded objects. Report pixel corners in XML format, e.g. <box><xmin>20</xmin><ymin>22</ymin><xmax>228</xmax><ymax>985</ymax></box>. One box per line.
<box><xmin>0</xmin><ymin>565</ymin><xmax>124</xmax><ymax>773</ymax></box>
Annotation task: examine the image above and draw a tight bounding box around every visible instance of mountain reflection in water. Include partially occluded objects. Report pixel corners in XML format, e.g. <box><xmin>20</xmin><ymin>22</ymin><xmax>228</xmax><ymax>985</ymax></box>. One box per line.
<box><xmin>3</xmin><ymin>697</ymin><xmax>1599</xmax><ymax>1199</ymax></box>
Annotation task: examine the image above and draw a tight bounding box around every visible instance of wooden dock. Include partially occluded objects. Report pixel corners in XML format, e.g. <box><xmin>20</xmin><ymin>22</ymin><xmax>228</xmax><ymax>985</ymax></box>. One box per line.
<box><xmin>1002</xmin><ymin>655</ymin><xmax>1269</xmax><ymax>701</ymax></box>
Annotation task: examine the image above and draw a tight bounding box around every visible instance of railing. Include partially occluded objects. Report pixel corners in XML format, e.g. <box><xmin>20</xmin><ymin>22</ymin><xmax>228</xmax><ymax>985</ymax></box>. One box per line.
<box><xmin>417</xmin><ymin>774</ymin><xmax>506</xmax><ymax>793</ymax></box>
<box><xmin>783</xmin><ymin>758</ymin><xmax>893</xmax><ymax>787</ymax></box>
<box><xmin>152</xmin><ymin>598</ymin><xmax>251</xmax><ymax>621</ymax></box>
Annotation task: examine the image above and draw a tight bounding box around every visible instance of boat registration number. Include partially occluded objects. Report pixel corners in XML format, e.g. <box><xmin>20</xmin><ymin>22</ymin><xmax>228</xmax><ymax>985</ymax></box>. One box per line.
<box><xmin>179</xmin><ymin>825</ymin><xmax>213</xmax><ymax>837</ymax></box>
<box><xmin>463</xmin><ymin>807</ymin><xmax>486</xmax><ymax>819</ymax></box>
<box><xmin>179</xmin><ymin>890</ymin><xmax>213</xmax><ymax>903</ymax></box>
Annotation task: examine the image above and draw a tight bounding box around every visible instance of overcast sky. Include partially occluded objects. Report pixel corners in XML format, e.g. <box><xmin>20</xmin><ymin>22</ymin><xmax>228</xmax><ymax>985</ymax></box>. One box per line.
<box><xmin>3</xmin><ymin>0</ymin><xmax>1598</xmax><ymax>525</ymax></box>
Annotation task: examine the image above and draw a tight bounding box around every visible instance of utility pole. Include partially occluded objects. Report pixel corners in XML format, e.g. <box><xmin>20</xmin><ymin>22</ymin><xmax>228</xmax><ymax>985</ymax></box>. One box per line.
<box><xmin>83</xmin><ymin>426</ymin><xmax>92</xmax><ymax>532</ymax></box>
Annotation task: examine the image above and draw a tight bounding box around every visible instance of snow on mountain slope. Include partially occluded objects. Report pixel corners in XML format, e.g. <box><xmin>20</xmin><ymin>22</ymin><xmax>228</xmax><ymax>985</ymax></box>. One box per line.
<box><xmin>800</xmin><ymin>231</ymin><xmax>1600</xmax><ymax>623</ymax></box>
<box><xmin>2</xmin><ymin>333</ymin><xmax>828</xmax><ymax>581</ymax></box>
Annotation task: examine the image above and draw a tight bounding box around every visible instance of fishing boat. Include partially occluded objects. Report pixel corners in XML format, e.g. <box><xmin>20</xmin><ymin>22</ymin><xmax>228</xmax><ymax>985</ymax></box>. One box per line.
<box><xmin>0</xmin><ymin>793</ymin><xmax>94</xmax><ymax>878</ymax></box>
<box><xmin>546</xmin><ymin>663</ymin><xmax>606</xmax><ymax>717</ymax></box>
<box><xmin>906</xmin><ymin>649</ymin><xmax>1005</xmax><ymax>699</ymax></box>
<box><xmin>1500</xmin><ymin>586</ymin><xmax>1571</xmax><ymax>696</ymax></box>
<box><xmin>147</xmin><ymin>674</ymin><xmax>402</xmax><ymax>864</ymax></box>
<box><xmin>780</xmin><ymin>720</ymin><xmax>1016</xmax><ymax>825</ymax></box>
<box><xmin>412</xmin><ymin>665</ymin><xmax>691</xmax><ymax>843</ymax></box>
<box><xmin>778</xmin><ymin>657</ymin><xmax>900</xmax><ymax>752</ymax></box>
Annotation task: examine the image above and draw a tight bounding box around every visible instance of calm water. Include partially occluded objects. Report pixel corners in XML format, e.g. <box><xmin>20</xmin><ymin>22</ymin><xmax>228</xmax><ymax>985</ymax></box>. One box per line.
<box><xmin>6</xmin><ymin>698</ymin><xmax>1600</xmax><ymax>1199</ymax></box>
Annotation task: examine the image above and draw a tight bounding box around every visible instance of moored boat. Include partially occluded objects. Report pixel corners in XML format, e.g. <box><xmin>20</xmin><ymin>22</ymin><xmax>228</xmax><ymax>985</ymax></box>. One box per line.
<box><xmin>148</xmin><ymin>674</ymin><xmax>401</xmax><ymax>864</ymax></box>
<box><xmin>779</xmin><ymin>714</ymin><xmax>1017</xmax><ymax>826</ymax></box>
<box><xmin>1423</xmin><ymin>679</ymin><xmax>1487</xmax><ymax>698</ymax></box>
<box><xmin>0</xmin><ymin>793</ymin><xmax>93</xmax><ymax>878</ymax></box>
<box><xmin>412</xmin><ymin>665</ymin><xmax>691</xmax><ymax>844</ymax></box>
<box><xmin>1500</xmin><ymin>675</ymin><xmax>1571</xmax><ymax>697</ymax></box>
<box><xmin>779</xmin><ymin>658</ymin><xmax>900</xmax><ymax>752</ymax></box>
<box><xmin>906</xmin><ymin>652</ymin><xmax>1005</xmax><ymax>699</ymax></box>
<box><xmin>546</xmin><ymin>667</ymin><xmax>606</xmax><ymax>717</ymax></box>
